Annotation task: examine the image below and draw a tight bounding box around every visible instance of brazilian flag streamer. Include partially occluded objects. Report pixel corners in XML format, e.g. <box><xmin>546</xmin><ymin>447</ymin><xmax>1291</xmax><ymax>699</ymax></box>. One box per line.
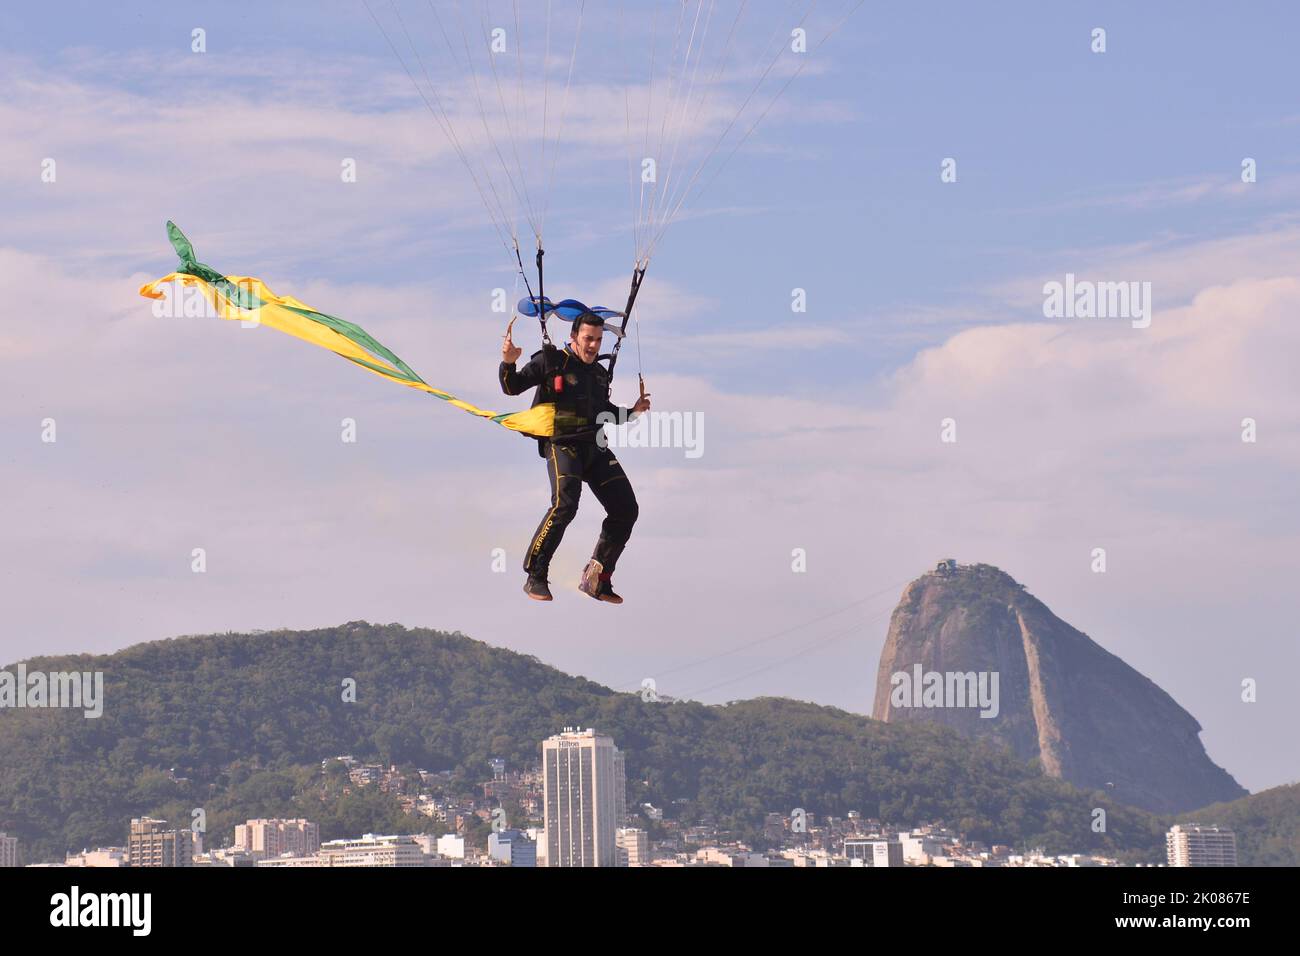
<box><xmin>138</xmin><ymin>222</ymin><xmax>556</xmax><ymax>437</ymax></box>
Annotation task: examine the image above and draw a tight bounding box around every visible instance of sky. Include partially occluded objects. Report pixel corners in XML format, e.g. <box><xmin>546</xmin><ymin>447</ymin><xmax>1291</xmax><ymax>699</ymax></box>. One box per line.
<box><xmin>1</xmin><ymin>1</ymin><xmax>1298</xmax><ymax>795</ymax></box>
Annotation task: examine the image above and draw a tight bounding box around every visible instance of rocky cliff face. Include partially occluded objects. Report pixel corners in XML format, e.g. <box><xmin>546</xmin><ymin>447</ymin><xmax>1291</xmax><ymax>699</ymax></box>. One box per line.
<box><xmin>871</xmin><ymin>562</ymin><xmax>1245</xmax><ymax>814</ymax></box>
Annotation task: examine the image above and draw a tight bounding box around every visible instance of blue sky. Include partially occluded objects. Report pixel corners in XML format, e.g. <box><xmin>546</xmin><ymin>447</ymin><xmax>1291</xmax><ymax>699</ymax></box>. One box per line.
<box><xmin>2</xmin><ymin>1</ymin><xmax>1298</xmax><ymax>795</ymax></box>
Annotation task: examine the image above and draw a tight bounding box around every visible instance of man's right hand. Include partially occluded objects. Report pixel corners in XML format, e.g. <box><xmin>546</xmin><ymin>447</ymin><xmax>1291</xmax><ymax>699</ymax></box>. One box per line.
<box><xmin>502</xmin><ymin>316</ymin><xmax>522</xmax><ymax>364</ymax></box>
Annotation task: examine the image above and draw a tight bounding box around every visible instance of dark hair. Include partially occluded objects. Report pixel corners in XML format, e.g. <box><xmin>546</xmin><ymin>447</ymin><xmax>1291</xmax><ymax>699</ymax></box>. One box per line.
<box><xmin>570</xmin><ymin>312</ymin><xmax>605</xmax><ymax>336</ymax></box>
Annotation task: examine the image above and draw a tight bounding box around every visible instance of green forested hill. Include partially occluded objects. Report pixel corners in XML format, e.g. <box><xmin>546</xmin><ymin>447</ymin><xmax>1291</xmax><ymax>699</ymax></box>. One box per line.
<box><xmin>1181</xmin><ymin>783</ymin><xmax>1300</xmax><ymax>866</ymax></box>
<box><xmin>0</xmin><ymin>621</ymin><xmax>1236</xmax><ymax>864</ymax></box>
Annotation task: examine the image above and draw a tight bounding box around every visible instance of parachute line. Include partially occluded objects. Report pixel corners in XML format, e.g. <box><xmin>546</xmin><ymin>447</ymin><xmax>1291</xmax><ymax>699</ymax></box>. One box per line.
<box><xmin>366</xmin><ymin>1</ymin><xmax>863</xmax><ymax>308</ymax></box>
<box><xmin>648</xmin><ymin>0</ymin><xmax>866</xmax><ymax>260</ymax></box>
<box><xmin>364</xmin><ymin>0</ymin><xmax>516</xmax><ymax>251</ymax></box>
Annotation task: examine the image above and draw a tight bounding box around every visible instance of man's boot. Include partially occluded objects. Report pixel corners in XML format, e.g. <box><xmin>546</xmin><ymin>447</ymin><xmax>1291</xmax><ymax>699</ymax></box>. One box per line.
<box><xmin>524</xmin><ymin>573</ymin><xmax>553</xmax><ymax>601</ymax></box>
<box><xmin>579</xmin><ymin>559</ymin><xmax>623</xmax><ymax>604</ymax></box>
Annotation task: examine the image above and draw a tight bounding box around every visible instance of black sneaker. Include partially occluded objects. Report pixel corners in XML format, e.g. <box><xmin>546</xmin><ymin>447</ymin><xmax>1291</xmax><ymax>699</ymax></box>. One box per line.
<box><xmin>523</xmin><ymin>575</ymin><xmax>553</xmax><ymax>601</ymax></box>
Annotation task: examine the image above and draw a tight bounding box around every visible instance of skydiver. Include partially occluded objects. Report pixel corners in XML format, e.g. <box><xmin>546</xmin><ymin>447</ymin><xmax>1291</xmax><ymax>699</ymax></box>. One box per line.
<box><xmin>500</xmin><ymin>308</ymin><xmax>651</xmax><ymax>603</ymax></box>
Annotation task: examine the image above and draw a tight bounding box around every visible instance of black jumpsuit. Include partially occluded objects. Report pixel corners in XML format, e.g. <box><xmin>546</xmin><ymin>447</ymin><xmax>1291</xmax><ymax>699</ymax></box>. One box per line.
<box><xmin>499</xmin><ymin>343</ymin><xmax>639</xmax><ymax>580</ymax></box>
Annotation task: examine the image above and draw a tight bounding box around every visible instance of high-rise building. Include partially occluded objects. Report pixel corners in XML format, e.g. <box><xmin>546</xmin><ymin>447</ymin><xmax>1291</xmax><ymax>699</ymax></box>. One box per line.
<box><xmin>0</xmin><ymin>832</ymin><xmax>18</xmax><ymax>868</ymax></box>
<box><xmin>233</xmin><ymin>819</ymin><xmax>321</xmax><ymax>859</ymax></box>
<box><xmin>1166</xmin><ymin>825</ymin><xmax>1237</xmax><ymax>867</ymax></box>
<box><xmin>127</xmin><ymin>818</ymin><xmax>193</xmax><ymax>867</ymax></box>
<box><xmin>613</xmin><ymin>749</ymin><xmax>626</xmax><ymax>827</ymax></box>
<box><xmin>542</xmin><ymin>727</ymin><xmax>627</xmax><ymax>867</ymax></box>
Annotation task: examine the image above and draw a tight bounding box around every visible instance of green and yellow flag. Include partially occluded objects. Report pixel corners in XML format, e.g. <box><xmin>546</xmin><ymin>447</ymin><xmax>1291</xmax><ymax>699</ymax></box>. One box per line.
<box><xmin>138</xmin><ymin>222</ymin><xmax>556</xmax><ymax>437</ymax></box>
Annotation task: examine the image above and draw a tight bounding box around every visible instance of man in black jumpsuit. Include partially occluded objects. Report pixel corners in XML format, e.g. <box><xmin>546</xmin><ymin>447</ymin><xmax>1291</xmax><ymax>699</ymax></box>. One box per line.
<box><xmin>500</xmin><ymin>310</ymin><xmax>651</xmax><ymax>602</ymax></box>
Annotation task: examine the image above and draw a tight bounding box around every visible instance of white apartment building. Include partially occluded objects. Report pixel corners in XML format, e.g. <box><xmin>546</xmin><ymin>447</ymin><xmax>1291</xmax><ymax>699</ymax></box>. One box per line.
<box><xmin>616</xmin><ymin>827</ymin><xmax>649</xmax><ymax>866</ymax></box>
<box><xmin>318</xmin><ymin>834</ymin><xmax>426</xmax><ymax>867</ymax></box>
<box><xmin>64</xmin><ymin>847</ymin><xmax>128</xmax><ymax>867</ymax></box>
<box><xmin>233</xmin><ymin>818</ymin><xmax>320</xmax><ymax>859</ymax></box>
<box><xmin>1167</xmin><ymin>825</ymin><xmax>1237</xmax><ymax>867</ymax></box>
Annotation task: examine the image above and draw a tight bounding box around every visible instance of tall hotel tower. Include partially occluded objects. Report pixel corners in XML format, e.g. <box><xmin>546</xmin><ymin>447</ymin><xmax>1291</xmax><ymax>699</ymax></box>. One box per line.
<box><xmin>542</xmin><ymin>727</ymin><xmax>627</xmax><ymax>867</ymax></box>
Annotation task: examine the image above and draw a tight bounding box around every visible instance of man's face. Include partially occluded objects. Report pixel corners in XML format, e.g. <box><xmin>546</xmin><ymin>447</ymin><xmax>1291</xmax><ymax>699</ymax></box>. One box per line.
<box><xmin>571</xmin><ymin>322</ymin><xmax>602</xmax><ymax>363</ymax></box>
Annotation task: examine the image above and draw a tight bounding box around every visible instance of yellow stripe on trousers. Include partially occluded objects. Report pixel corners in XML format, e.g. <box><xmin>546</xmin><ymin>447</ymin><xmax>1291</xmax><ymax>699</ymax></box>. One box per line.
<box><xmin>527</xmin><ymin>442</ymin><xmax>575</xmax><ymax>569</ymax></box>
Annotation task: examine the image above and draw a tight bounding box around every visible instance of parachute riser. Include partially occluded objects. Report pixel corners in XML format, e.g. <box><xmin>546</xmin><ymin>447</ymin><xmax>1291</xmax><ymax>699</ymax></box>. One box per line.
<box><xmin>512</xmin><ymin>238</ymin><xmax>553</xmax><ymax>350</ymax></box>
<box><xmin>605</xmin><ymin>263</ymin><xmax>647</xmax><ymax>392</ymax></box>
<box><xmin>535</xmin><ymin>245</ymin><xmax>550</xmax><ymax>346</ymax></box>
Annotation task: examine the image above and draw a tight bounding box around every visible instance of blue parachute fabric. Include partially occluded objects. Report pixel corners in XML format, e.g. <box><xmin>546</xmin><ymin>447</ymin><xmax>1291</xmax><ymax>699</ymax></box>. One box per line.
<box><xmin>516</xmin><ymin>295</ymin><xmax>625</xmax><ymax>322</ymax></box>
<box><xmin>516</xmin><ymin>295</ymin><xmax>553</xmax><ymax>317</ymax></box>
<box><xmin>552</xmin><ymin>298</ymin><xmax>591</xmax><ymax>319</ymax></box>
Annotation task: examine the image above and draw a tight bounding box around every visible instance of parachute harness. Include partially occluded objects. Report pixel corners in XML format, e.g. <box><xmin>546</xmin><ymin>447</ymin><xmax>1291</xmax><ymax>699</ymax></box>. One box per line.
<box><xmin>514</xmin><ymin>239</ymin><xmax>648</xmax><ymax>403</ymax></box>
